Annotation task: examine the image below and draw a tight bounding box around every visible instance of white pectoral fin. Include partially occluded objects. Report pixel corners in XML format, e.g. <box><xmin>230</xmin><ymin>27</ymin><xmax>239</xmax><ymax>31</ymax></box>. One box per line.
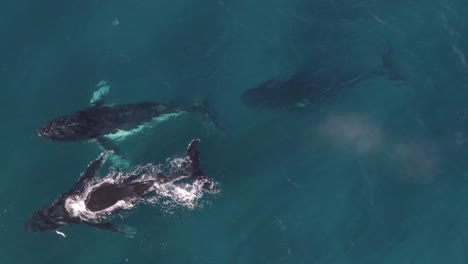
<box><xmin>90</xmin><ymin>80</ymin><xmax>111</xmax><ymax>106</ymax></box>
<box><xmin>55</xmin><ymin>230</ymin><xmax>67</xmax><ymax>238</ymax></box>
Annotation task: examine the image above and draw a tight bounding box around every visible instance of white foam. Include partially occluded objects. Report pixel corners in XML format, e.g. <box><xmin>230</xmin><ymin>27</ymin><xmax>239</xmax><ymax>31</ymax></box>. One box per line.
<box><xmin>65</xmin><ymin>198</ymin><xmax>87</xmax><ymax>218</ymax></box>
<box><xmin>151</xmin><ymin>180</ymin><xmax>204</xmax><ymax>209</ymax></box>
<box><xmin>65</xmin><ymin>178</ymin><xmax>136</xmax><ymax>221</ymax></box>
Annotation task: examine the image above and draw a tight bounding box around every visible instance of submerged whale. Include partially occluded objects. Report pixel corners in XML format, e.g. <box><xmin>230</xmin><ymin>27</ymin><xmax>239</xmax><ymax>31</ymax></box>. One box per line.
<box><xmin>25</xmin><ymin>139</ymin><xmax>218</xmax><ymax>236</ymax></box>
<box><xmin>241</xmin><ymin>49</ymin><xmax>405</xmax><ymax>110</ymax></box>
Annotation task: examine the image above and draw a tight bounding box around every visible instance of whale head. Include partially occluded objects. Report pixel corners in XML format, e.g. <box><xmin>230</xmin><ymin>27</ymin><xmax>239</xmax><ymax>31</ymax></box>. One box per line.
<box><xmin>39</xmin><ymin>114</ymin><xmax>100</xmax><ymax>141</ymax></box>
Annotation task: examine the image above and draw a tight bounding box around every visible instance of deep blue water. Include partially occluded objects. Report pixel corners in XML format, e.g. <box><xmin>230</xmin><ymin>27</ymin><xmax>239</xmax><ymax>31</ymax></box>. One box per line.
<box><xmin>2</xmin><ymin>0</ymin><xmax>468</xmax><ymax>263</ymax></box>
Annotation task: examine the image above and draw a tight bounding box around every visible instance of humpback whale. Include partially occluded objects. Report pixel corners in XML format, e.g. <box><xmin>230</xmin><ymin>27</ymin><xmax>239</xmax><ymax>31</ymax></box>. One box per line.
<box><xmin>241</xmin><ymin>49</ymin><xmax>405</xmax><ymax>110</ymax></box>
<box><xmin>38</xmin><ymin>81</ymin><xmax>220</xmax><ymax>168</ymax></box>
<box><xmin>25</xmin><ymin>139</ymin><xmax>218</xmax><ymax>236</ymax></box>
<box><xmin>39</xmin><ymin>101</ymin><xmax>188</xmax><ymax>141</ymax></box>
<box><xmin>38</xmin><ymin>81</ymin><xmax>218</xmax><ymax>158</ymax></box>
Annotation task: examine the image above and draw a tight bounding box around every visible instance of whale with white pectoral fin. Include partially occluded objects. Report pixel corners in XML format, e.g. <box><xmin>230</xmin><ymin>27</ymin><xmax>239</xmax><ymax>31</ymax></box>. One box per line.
<box><xmin>38</xmin><ymin>81</ymin><xmax>219</xmax><ymax>166</ymax></box>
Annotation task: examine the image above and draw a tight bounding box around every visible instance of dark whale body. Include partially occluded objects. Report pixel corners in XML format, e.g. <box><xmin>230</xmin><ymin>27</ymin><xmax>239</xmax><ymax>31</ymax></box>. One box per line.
<box><xmin>25</xmin><ymin>139</ymin><xmax>217</xmax><ymax>235</ymax></box>
<box><xmin>39</xmin><ymin>102</ymin><xmax>185</xmax><ymax>141</ymax></box>
<box><xmin>39</xmin><ymin>80</ymin><xmax>218</xmax><ymax>143</ymax></box>
<box><xmin>241</xmin><ymin>49</ymin><xmax>405</xmax><ymax>110</ymax></box>
<box><xmin>85</xmin><ymin>181</ymin><xmax>155</xmax><ymax>212</ymax></box>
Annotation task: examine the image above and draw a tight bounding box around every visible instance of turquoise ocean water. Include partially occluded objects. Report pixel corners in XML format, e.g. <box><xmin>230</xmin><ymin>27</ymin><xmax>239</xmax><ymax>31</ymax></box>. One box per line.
<box><xmin>2</xmin><ymin>0</ymin><xmax>468</xmax><ymax>263</ymax></box>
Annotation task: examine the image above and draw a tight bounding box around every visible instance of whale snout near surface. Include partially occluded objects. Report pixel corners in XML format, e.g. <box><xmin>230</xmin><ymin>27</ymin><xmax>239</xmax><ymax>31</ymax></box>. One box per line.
<box><xmin>38</xmin><ymin>123</ymin><xmax>55</xmax><ymax>138</ymax></box>
<box><xmin>38</xmin><ymin>116</ymin><xmax>100</xmax><ymax>141</ymax></box>
<box><xmin>38</xmin><ymin>121</ymin><xmax>70</xmax><ymax>141</ymax></box>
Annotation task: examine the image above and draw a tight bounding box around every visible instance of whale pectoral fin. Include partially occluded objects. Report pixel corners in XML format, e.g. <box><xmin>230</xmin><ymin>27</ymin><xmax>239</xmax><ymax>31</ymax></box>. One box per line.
<box><xmin>97</xmin><ymin>137</ymin><xmax>120</xmax><ymax>153</ymax></box>
<box><xmin>85</xmin><ymin>220</ymin><xmax>119</xmax><ymax>231</ymax></box>
<box><xmin>74</xmin><ymin>152</ymin><xmax>110</xmax><ymax>190</ymax></box>
<box><xmin>193</xmin><ymin>98</ymin><xmax>222</xmax><ymax>131</ymax></box>
<box><xmin>97</xmin><ymin>137</ymin><xmax>130</xmax><ymax>169</ymax></box>
<box><xmin>89</xmin><ymin>221</ymin><xmax>136</xmax><ymax>238</ymax></box>
<box><xmin>90</xmin><ymin>81</ymin><xmax>110</xmax><ymax>107</ymax></box>
<box><xmin>185</xmin><ymin>139</ymin><xmax>219</xmax><ymax>192</ymax></box>
<box><xmin>186</xmin><ymin>139</ymin><xmax>203</xmax><ymax>177</ymax></box>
